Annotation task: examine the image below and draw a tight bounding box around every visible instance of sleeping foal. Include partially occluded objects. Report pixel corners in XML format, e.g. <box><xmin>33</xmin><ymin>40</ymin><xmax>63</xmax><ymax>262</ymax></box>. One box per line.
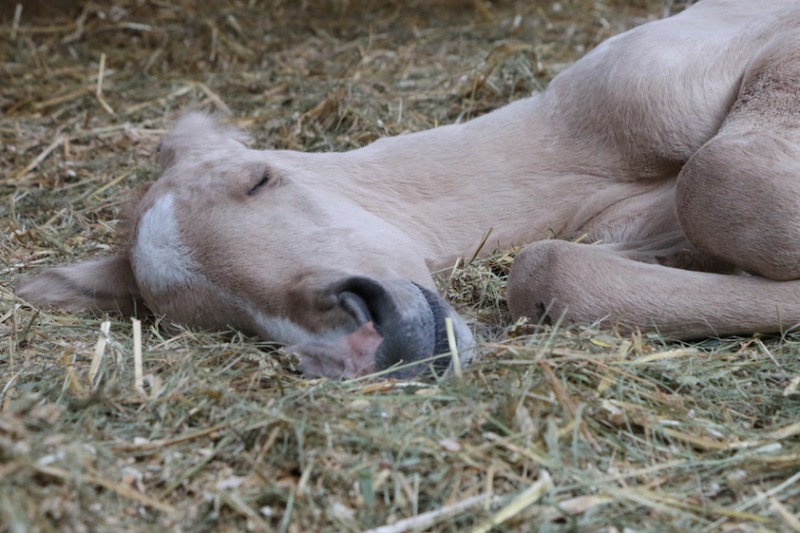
<box><xmin>17</xmin><ymin>0</ymin><xmax>800</xmax><ymax>378</ymax></box>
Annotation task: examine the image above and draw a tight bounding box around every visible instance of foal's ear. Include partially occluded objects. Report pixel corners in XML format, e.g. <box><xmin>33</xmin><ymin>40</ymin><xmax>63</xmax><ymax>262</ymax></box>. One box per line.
<box><xmin>157</xmin><ymin>112</ymin><xmax>250</xmax><ymax>171</ymax></box>
<box><xmin>15</xmin><ymin>254</ymin><xmax>145</xmax><ymax>316</ymax></box>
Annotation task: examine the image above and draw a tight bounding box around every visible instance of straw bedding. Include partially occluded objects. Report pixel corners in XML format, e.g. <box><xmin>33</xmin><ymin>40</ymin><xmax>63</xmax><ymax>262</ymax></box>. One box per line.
<box><xmin>2</xmin><ymin>1</ymin><xmax>799</xmax><ymax>531</ymax></box>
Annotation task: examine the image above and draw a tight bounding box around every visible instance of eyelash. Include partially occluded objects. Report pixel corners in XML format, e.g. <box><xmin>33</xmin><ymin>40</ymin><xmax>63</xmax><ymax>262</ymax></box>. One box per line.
<box><xmin>248</xmin><ymin>171</ymin><xmax>270</xmax><ymax>196</ymax></box>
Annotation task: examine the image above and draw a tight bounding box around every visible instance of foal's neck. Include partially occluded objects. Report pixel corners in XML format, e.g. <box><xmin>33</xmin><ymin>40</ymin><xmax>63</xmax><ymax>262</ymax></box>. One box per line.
<box><xmin>280</xmin><ymin>93</ymin><xmax>648</xmax><ymax>269</ymax></box>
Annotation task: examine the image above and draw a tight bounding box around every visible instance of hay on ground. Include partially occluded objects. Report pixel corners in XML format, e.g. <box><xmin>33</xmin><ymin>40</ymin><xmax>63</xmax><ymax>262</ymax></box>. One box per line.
<box><xmin>2</xmin><ymin>1</ymin><xmax>799</xmax><ymax>531</ymax></box>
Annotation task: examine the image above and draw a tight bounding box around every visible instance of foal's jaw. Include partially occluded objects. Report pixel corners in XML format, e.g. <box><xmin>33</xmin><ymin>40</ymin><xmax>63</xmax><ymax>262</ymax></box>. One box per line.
<box><xmin>138</xmin><ymin>268</ymin><xmax>474</xmax><ymax>380</ymax></box>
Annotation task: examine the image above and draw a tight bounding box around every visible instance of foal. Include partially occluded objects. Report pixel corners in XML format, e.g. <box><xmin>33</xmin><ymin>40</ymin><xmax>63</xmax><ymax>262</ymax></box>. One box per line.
<box><xmin>17</xmin><ymin>0</ymin><xmax>800</xmax><ymax>378</ymax></box>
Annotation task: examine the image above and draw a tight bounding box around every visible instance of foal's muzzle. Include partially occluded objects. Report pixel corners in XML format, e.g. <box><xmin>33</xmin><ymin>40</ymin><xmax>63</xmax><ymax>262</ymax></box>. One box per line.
<box><xmin>333</xmin><ymin>276</ymin><xmax>471</xmax><ymax>378</ymax></box>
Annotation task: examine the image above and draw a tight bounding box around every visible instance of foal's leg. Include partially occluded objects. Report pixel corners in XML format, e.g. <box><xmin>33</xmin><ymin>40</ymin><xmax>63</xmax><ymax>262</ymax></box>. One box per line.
<box><xmin>507</xmin><ymin>35</ymin><xmax>800</xmax><ymax>339</ymax></box>
<box><xmin>506</xmin><ymin>239</ymin><xmax>800</xmax><ymax>339</ymax></box>
<box><xmin>676</xmin><ymin>34</ymin><xmax>800</xmax><ymax>282</ymax></box>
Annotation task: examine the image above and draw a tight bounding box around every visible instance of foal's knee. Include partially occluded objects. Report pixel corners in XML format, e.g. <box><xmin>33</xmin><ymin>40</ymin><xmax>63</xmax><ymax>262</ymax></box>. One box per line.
<box><xmin>507</xmin><ymin>240</ymin><xmax>581</xmax><ymax>324</ymax></box>
<box><xmin>676</xmin><ymin>133</ymin><xmax>800</xmax><ymax>281</ymax></box>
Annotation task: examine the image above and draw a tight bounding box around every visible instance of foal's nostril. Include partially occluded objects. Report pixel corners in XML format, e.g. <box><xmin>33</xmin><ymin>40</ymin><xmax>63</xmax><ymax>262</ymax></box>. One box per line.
<box><xmin>336</xmin><ymin>277</ymin><xmax>392</xmax><ymax>329</ymax></box>
<box><xmin>338</xmin><ymin>291</ymin><xmax>374</xmax><ymax>325</ymax></box>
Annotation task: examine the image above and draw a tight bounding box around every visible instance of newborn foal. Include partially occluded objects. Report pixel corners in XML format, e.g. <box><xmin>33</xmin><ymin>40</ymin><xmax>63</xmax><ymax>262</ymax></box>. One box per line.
<box><xmin>17</xmin><ymin>0</ymin><xmax>800</xmax><ymax>377</ymax></box>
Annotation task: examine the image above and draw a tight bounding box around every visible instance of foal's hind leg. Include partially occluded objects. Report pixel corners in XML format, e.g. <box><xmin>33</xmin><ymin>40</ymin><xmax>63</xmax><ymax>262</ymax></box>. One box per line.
<box><xmin>507</xmin><ymin>35</ymin><xmax>800</xmax><ymax>339</ymax></box>
<box><xmin>676</xmin><ymin>34</ymin><xmax>800</xmax><ymax>282</ymax></box>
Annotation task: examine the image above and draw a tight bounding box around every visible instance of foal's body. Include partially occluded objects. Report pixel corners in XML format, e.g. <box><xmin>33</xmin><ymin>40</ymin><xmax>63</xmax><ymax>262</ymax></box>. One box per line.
<box><xmin>17</xmin><ymin>0</ymin><xmax>800</xmax><ymax>377</ymax></box>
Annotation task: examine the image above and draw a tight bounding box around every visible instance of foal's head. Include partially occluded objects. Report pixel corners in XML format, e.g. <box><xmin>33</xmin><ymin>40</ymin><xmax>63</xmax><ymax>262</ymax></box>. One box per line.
<box><xmin>17</xmin><ymin>113</ymin><xmax>473</xmax><ymax>378</ymax></box>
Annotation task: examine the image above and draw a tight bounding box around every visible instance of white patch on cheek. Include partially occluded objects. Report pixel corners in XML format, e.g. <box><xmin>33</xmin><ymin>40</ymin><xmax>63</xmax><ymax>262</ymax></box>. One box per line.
<box><xmin>132</xmin><ymin>194</ymin><xmax>199</xmax><ymax>293</ymax></box>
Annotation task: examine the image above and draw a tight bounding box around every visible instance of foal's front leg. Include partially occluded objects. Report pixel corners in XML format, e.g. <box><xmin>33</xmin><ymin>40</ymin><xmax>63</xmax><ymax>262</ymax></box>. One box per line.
<box><xmin>506</xmin><ymin>239</ymin><xmax>800</xmax><ymax>339</ymax></box>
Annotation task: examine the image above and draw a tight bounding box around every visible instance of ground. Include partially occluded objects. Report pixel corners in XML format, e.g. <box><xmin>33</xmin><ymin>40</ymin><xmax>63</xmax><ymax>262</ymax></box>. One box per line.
<box><xmin>2</xmin><ymin>1</ymin><xmax>800</xmax><ymax>532</ymax></box>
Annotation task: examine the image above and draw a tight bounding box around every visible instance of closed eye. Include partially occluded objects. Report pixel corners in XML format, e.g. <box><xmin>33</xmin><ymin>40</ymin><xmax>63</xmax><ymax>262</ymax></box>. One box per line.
<box><xmin>248</xmin><ymin>170</ymin><xmax>270</xmax><ymax>196</ymax></box>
